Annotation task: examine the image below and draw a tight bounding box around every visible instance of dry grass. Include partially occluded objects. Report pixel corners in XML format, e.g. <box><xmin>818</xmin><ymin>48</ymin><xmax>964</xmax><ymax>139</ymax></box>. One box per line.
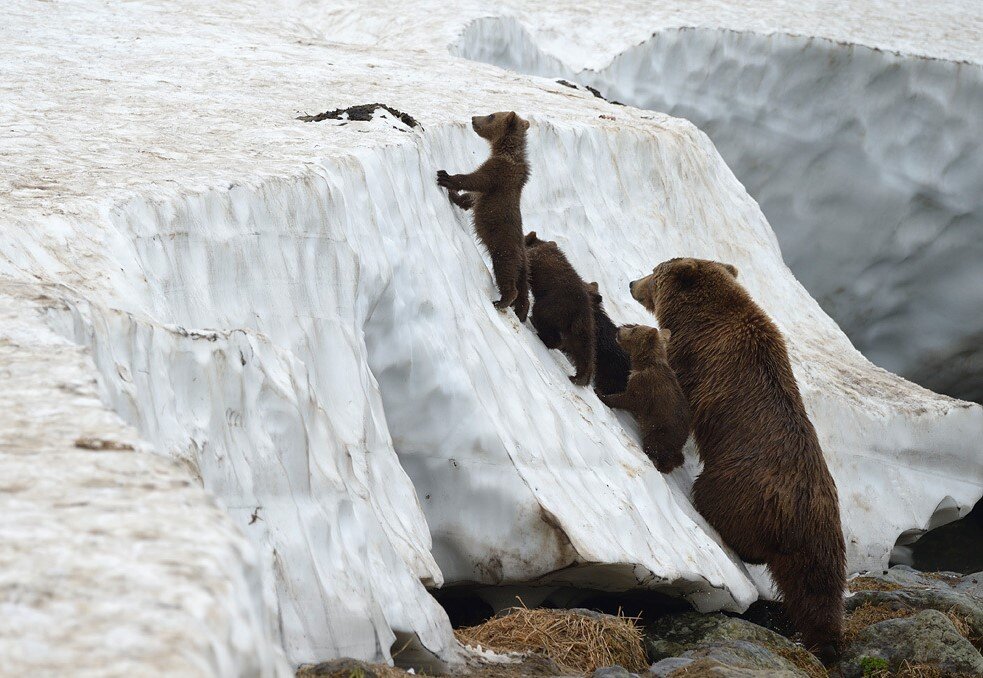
<box><xmin>864</xmin><ymin>659</ymin><xmax>979</xmax><ymax>678</ymax></box>
<box><xmin>454</xmin><ymin>607</ymin><xmax>647</xmax><ymax>674</ymax></box>
<box><xmin>768</xmin><ymin>643</ymin><xmax>828</xmax><ymax>678</ymax></box>
<box><xmin>919</xmin><ymin>572</ymin><xmax>961</xmax><ymax>584</ymax></box>
<box><xmin>849</xmin><ymin>577</ymin><xmax>904</xmax><ymax>593</ymax></box>
<box><xmin>945</xmin><ymin>607</ymin><xmax>983</xmax><ymax>652</ymax></box>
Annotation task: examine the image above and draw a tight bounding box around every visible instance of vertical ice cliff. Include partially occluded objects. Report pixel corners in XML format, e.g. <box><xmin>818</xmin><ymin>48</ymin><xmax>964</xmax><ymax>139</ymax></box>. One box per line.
<box><xmin>450</xmin><ymin>11</ymin><xmax>983</xmax><ymax>402</ymax></box>
<box><xmin>2</xmin><ymin>0</ymin><xmax>982</xmax><ymax>671</ymax></box>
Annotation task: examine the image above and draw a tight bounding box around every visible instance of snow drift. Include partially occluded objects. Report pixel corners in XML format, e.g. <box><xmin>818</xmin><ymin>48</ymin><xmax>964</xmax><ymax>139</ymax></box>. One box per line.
<box><xmin>1</xmin><ymin>0</ymin><xmax>981</xmax><ymax>672</ymax></box>
<box><xmin>452</xmin><ymin>15</ymin><xmax>983</xmax><ymax>402</ymax></box>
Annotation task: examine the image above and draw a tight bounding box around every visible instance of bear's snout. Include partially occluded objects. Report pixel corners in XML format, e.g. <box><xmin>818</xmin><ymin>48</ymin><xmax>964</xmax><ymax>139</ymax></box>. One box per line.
<box><xmin>628</xmin><ymin>279</ymin><xmax>637</xmax><ymax>294</ymax></box>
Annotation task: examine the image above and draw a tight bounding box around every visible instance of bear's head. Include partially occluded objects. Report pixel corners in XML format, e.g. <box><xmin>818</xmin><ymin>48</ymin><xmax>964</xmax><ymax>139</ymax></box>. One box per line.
<box><xmin>472</xmin><ymin>111</ymin><xmax>530</xmax><ymax>144</ymax></box>
<box><xmin>524</xmin><ymin>231</ymin><xmax>557</xmax><ymax>249</ymax></box>
<box><xmin>616</xmin><ymin>324</ymin><xmax>670</xmax><ymax>365</ymax></box>
<box><xmin>585</xmin><ymin>281</ymin><xmax>602</xmax><ymax>306</ymax></box>
<box><xmin>629</xmin><ymin>257</ymin><xmax>738</xmax><ymax>317</ymax></box>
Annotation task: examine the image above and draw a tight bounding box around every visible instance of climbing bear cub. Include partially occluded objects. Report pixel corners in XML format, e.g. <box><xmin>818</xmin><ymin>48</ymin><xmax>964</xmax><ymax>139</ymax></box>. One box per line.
<box><xmin>437</xmin><ymin>111</ymin><xmax>531</xmax><ymax>321</ymax></box>
<box><xmin>585</xmin><ymin>282</ymin><xmax>631</xmax><ymax>396</ymax></box>
<box><xmin>598</xmin><ymin>324</ymin><xmax>690</xmax><ymax>473</ymax></box>
<box><xmin>524</xmin><ymin>232</ymin><xmax>595</xmax><ymax>386</ymax></box>
<box><xmin>629</xmin><ymin>257</ymin><xmax>846</xmax><ymax>660</ymax></box>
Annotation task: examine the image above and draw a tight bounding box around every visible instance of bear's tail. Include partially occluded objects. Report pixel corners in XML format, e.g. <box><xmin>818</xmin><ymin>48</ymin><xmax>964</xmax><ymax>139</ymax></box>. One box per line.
<box><xmin>769</xmin><ymin>533</ymin><xmax>846</xmax><ymax>663</ymax></box>
<box><xmin>567</xmin><ymin>306</ymin><xmax>596</xmax><ymax>386</ymax></box>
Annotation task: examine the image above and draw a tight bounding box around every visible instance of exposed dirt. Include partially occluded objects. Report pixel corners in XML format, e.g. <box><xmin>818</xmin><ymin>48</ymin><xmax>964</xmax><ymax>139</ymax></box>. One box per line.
<box><xmin>297</xmin><ymin>103</ymin><xmax>420</xmax><ymax>128</ymax></box>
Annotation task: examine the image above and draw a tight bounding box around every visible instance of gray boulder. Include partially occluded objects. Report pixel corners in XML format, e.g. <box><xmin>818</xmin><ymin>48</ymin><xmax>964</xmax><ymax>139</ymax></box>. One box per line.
<box><xmin>647</xmin><ymin>657</ymin><xmax>694</xmax><ymax>676</ymax></box>
<box><xmin>645</xmin><ymin>612</ymin><xmax>822</xmax><ymax>676</ymax></box>
<box><xmin>591</xmin><ymin>666</ymin><xmax>636</xmax><ymax>678</ymax></box>
<box><xmin>841</xmin><ymin>609</ymin><xmax>983</xmax><ymax>678</ymax></box>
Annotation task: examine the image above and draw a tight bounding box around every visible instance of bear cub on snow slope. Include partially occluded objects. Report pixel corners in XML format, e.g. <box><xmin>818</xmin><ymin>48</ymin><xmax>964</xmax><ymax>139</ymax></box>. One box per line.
<box><xmin>437</xmin><ymin>111</ymin><xmax>530</xmax><ymax>322</ymax></box>
<box><xmin>524</xmin><ymin>232</ymin><xmax>595</xmax><ymax>386</ymax></box>
<box><xmin>598</xmin><ymin>324</ymin><xmax>690</xmax><ymax>473</ymax></box>
<box><xmin>630</xmin><ymin>257</ymin><xmax>846</xmax><ymax>659</ymax></box>
<box><xmin>585</xmin><ymin>281</ymin><xmax>631</xmax><ymax>396</ymax></box>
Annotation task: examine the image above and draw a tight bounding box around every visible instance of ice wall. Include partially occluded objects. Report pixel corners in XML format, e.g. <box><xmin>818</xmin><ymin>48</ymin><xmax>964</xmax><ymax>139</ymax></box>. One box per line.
<box><xmin>453</xmin><ymin>17</ymin><xmax>983</xmax><ymax>402</ymax></box>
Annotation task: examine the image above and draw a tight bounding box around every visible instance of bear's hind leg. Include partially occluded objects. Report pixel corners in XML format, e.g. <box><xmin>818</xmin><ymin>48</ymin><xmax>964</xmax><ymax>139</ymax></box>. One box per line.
<box><xmin>512</xmin><ymin>255</ymin><xmax>530</xmax><ymax>322</ymax></box>
<box><xmin>490</xmin><ymin>251</ymin><xmax>519</xmax><ymax>313</ymax></box>
<box><xmin>769</xmin><ymin>549</ymin><xmax>844</xmax><ymax>663</ymax></box>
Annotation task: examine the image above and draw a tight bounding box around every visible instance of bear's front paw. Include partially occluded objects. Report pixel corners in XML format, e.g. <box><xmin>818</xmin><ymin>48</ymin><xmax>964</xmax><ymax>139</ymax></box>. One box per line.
<box><xmin>569</xmin><ymin>374</ymin><xmax>591</xmax><ymax>387</ymax></box>
<box><xmin>655</xmin><ymin>452</ymin><xmax>684</xmax><ymax>473</ymax></box>
<box><xmin>436</xmin><ymin>170</ymin><xmax>454</xmax><ymax>189</ymax></box>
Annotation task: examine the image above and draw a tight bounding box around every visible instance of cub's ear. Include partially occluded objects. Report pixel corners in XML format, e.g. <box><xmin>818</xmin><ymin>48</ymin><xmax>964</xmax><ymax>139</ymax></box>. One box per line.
<box><xmin>505</xmin><ymin>111</ymin><xmax>518</xmax><ymax>129</ymax></box>
<box><xmin>586</xmin><ymin>281</ymin><xmax>599</xmax><ymax>293</ymax></box>
<box><xmin>658</xmin><ymin>328</ymin><xmax>672</xmax><ymax>343</ymax></box>
<box><xmin>723</xmin><ymin>263</ymin><xmax>738</xmax><ymax>278</ymax></box>
<box><xmin>521</xmin><ymin>117</ymin><xmax>530</xmax><ymax>131</ymax></box>
<box><xmin>524</xmin><ymin>231</ymin><xmax>538</xmax><ymax>246</ymax></box>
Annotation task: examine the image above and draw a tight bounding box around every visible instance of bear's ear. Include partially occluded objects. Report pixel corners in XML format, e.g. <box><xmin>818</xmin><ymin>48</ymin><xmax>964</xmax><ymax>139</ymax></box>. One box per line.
<box><xmin>520</xmin><ymin>117</ymin><xmax>530</xmax><ymax>131</ymax></box>
<box><xmin>586</xmin><ymin>281</ymin><xmax>599</xmax><ymax>293</ymax></box>
<box><xmin>658</xmin><ymin>328</ymin><xmax>672</xmax><ymax>344</ymax></box>
<box><xmin>505</xmin><ymin>111</ymin><xmax>518</xmax><ymax>130</ymax></box>
<box><xmin>524</xmin><ymin>231</ymin><xmax>538</xmax><ymax>246</ymax></box>
<box><xmin>723</xmin><ymin>263</ymin><xmax>738</xmax><ymax>278</ymax></box>
<box><xmin>672</xmin><ymin>258</ymin><xmax>700</xmax><ymax>287</ymax></box>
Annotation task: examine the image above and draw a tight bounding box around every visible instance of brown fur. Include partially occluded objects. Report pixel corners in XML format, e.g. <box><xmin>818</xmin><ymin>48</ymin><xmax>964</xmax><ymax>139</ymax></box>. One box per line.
<box><xmin>629</xmin><ymin>257</ymin><xmax>846</xmax><ymax>660</ymax></box>
<box><xmin>585</xmin><ymin>282</ymin><xmax>631</xmax><ymax>395</ymax></box>
<box><xmin>524</xmin><ymin>232</ymin><xmax>595</xmax><ymax>386</ymax></box>
<box><xmin>437</xmin><ymin>111</ymin><xmax>531</xmax><ymax>321</ymax></box>
<box><xmin>598</xmin><ymin>325</ymin><xmax>691</xmax><ymax>472</ymax></box>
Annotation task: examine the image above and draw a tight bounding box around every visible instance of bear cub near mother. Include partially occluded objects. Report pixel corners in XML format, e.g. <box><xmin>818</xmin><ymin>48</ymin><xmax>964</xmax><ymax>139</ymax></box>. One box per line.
<box><xmin>524</xmin><ymin>232</ymin><xmax>595</xmax><ymax>386</ymax></box>
<box><xmin>585</xmin><ymin>282</ymin><xmax>631</xmax><ymax>396</ymax></box>
<box><xmin>598</xmin><ymin>324</ymin><xmax>690</xmax><ymax>473</ymax></box>
<box><xmin>437</xmin><ymin>111</ymin><xmax>531</xmax><ymax>321</ymax></box>
<box><xmin>629</xmin><ymin>257</ymin><xmax>846</xmax><ymax>661</ymax></box>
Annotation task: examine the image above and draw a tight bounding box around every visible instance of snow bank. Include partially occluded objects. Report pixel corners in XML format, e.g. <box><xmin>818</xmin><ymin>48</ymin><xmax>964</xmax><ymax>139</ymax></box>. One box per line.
<box><xmin>1</xmin><ymin>0</ymin><xmax>981</xmax><ymax>671</ymax></box>
<box><xmin>452</xmin><ymin>14</ymin><xmax>983</xmax><ymax>402</ymax></box>
<box><xmin>0</xmin><ymin>283</ymin><xmax>289</xmax><ymax>677</ymax></box>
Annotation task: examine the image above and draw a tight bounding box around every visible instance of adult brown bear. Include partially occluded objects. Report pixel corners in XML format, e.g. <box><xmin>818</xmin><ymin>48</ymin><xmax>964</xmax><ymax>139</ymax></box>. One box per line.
<box><xmin>629</xmin><ymin>257</ymin><xmax>846</xmax><ymax>660</ymax></box>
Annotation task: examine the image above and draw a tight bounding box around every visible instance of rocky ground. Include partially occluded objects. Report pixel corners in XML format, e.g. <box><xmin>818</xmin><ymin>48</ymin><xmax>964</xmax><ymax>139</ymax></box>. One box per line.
<box><xmin>298</xmin><ymin>567</ymin><xmax>983</xmax><ymax>677</ymax></box>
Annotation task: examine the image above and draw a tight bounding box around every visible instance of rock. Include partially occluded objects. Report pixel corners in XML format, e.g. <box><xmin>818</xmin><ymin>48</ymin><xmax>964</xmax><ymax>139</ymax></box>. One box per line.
<box><xmin>680</xmin><ymin>641</ymin><xmax>803</xmax><ymax>675</ymax></box>
<box><xmin>847</xmin><ymin>582</ymin><xmax>983</xmax><ymax>644</ymax></box>
<box><xmin>592</xmin><ymin>666</ymin><xmax>636</xmax><ymax>678</ymax></box>
<box><xmin>648</xmin><ymin>657</ymin><xmax>694</xmax><ymax>676</ymax></box>
<box><xmin>656</xmin><ymin>657</ymin><xmax>798</xmax><ymax>677</ymax></box>
<box><xmin>297</xmin><ymin>658</ymin><xmax>384</xmax><ymax>677</ymax></box>
<box><xmin>954</xmin><ymin>571</ymin><xmax>983</xmax><ymax>599</ymax></box>
<box><xmin>841</xmin><ymin>609</ymin><xmax>983</xmax><ymax>677</ymax></box>
<box><xmin>645</xmin><ymin>613</ymin><xmax>822</xmax><ymax>676</ymax></box>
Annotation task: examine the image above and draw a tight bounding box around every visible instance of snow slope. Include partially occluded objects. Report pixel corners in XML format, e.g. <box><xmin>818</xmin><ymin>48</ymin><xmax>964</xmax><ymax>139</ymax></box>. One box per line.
<box><xmin>1</xmin><ymin>0</ymin><xmax>981</xmax><ymax>671</ymax></box>
<box><xmin>437</xmin><ymin>2</ymin><xmax>983</xmax><ymax>401</ymax></box>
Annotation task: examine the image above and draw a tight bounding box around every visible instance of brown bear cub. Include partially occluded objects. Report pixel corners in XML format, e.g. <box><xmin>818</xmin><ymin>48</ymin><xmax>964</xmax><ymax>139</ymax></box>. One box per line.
<box><xmin>598</xmin><ymin>325</ymin><xmax>691</xmax><ymax>473</ymax></box>
<box><xmin>524</xmin><ymin>232</ymin><xmax>595</xmax><ymax>386</ymax></box>
<box><xmin>629</xmin><ymin>257</ymin><xmax>846</xmax><ymax>661</ymax></box>
<box><xmin>437</xmin><ymin>111</ymin><xmax>531</xmax><ymax>321</ymax></box>
<box><xmin>585</xmin><ymin>282</ymin><xmax>631</xmax><ymax>396</ymax></box>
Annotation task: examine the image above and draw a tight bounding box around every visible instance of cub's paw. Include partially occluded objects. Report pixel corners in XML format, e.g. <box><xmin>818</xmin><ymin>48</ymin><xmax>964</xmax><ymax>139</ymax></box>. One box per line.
<box><xmin>436</xmin><ymin>170</ymin><xmax>454</xmax><ymax>188</ymax></box>
<box><xmin>655</xmin><ymin>452</ymin><xmax>685</xmax><ymax>473</ymax></box>
<box><xmin>570</xmin><ymin>374</ymin><xmax>591</xmax><ymax>387</ymax></box>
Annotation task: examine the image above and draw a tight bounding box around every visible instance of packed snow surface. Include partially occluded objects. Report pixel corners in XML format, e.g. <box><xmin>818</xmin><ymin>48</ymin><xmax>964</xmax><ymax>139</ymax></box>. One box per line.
<box><xmin>1</xmin><ymin>0</ymin><xmax>981</xmax><ymax>672</ymax></box>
